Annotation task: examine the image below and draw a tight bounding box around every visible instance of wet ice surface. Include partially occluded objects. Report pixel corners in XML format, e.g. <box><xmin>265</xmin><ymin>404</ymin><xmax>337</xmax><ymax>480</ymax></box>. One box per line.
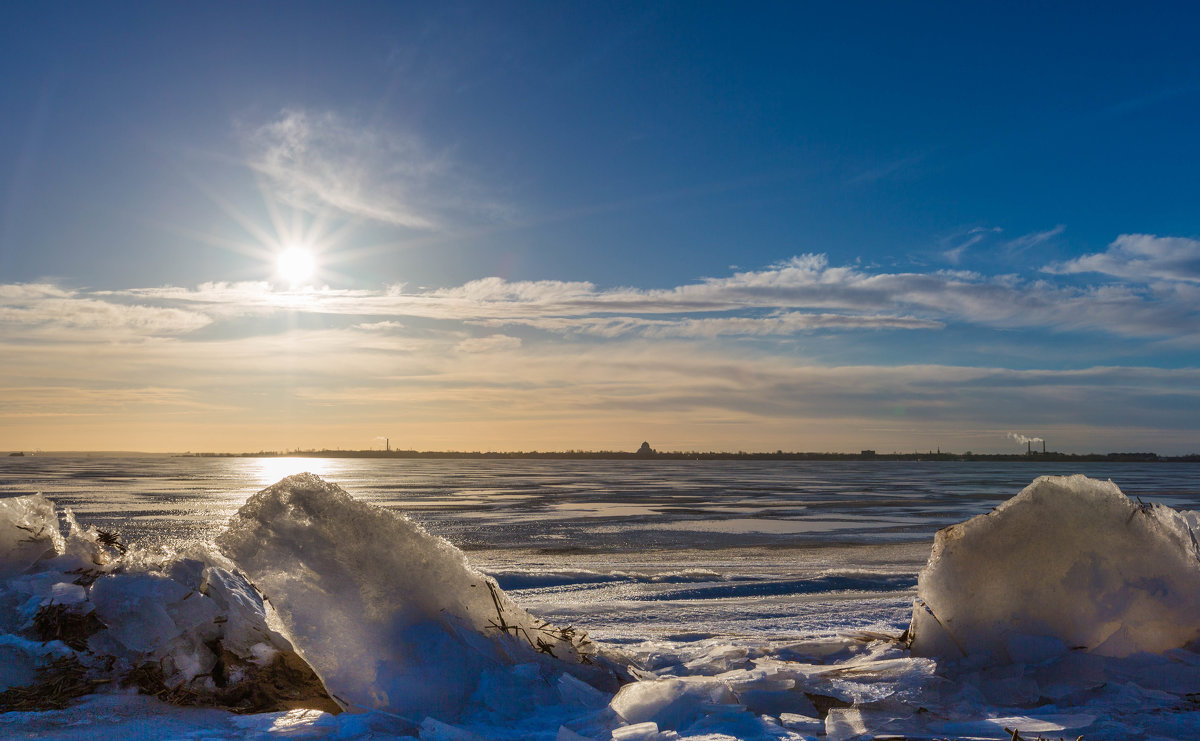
<box><xmin>3</xmin><ymin>458</ymin><xmax>1200</xmax><ymax>739</ymax></box>
<box><xmin>6</xmin><ymin>457</ymin><xmax>1198</xmax><ymax>548</ymax></box>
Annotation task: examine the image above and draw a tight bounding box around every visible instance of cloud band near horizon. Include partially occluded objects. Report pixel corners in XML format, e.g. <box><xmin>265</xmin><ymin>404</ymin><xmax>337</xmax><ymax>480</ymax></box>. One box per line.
<box><xmin>2</xmin><ymin>243</ymin><xmax>1199</xmax><ymax>454</ymax></box>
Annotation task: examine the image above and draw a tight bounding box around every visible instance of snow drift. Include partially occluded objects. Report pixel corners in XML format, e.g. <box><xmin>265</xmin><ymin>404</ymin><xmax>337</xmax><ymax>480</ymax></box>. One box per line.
<box><xmin>909</xmin><ymin>473</ymin><xmax>1200</xmax><ymax>660</ymax></box>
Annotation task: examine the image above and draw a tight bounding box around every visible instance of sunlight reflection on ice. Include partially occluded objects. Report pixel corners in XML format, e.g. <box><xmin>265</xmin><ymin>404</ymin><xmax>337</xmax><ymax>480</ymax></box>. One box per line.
<box><xmin>268</xmin><ymin>708</ymin><xmax>328</xmax><ymax>731</ymax></box>
<box><xmin>229</xmin><ymin>707</ymin><xmax>329</xmax><ymax>734</ymax></box>
<box><xmin>252</xmin><ymin>457</ymin><xmax>335</xmax><ymax>486</ymax></box>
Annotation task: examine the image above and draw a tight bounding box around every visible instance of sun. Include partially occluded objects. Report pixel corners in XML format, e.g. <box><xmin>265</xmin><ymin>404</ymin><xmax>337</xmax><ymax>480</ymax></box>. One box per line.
<box><xmin>277</xmin><ymin>245</ymin><xmax>317</xmax><ymax>286</ymax></box>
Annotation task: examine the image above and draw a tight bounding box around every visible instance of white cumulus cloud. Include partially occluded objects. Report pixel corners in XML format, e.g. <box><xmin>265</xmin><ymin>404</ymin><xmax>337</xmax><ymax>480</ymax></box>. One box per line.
<box><xmin>1045</xmin><ymin>234</ymin><xmax>1200</xmax><ymax>283</ymax></box>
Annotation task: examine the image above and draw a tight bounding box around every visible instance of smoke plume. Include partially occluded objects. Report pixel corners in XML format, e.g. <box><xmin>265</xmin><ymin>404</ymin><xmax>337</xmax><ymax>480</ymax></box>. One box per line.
<box><xmin>1007</xmin><ymin>432</ymin><xmax>1044</xmax><ymax>446</ymax></box>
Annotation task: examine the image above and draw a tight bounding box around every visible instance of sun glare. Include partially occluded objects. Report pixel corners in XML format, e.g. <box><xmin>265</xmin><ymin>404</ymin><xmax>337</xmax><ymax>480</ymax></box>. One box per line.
<box><xmin>253</xmin><ymin>457</ymin><xmax>331</xmax><ymax>485</ymax></box>
<box><xmin>277</xmin><ymin>246</ymin><xmax>317</xmax><ymax>286</ymax></box>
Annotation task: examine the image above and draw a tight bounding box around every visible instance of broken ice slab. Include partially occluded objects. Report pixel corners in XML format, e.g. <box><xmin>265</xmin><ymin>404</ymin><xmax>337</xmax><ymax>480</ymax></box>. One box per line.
<box><xmin>609</xmin><ymin>721</ymin><xmax>660</xmax><ymax>741</ymax></box>
<box><xmin>217</xmin><ymin>473</ymin><xmax>626</xmax><ymax>723</ymax></box>
<box><xmin>609</xmin><ymin>675</ymin><xmax>737</xmax><ymax>729</ymax></box>
<box><xmin>931</xmin><ymin>712</ymin><xmax>1096</xmax><ymax>738</ymax></box>
<box><xmin>910</xmin><ymin>474</ymin><xmax>1200</xmax><ymax>661</ymax></box>
<box><xmin>0</xmin><ymin>495</ymin><xmax>63</xmax><ymax>579</ymax></box>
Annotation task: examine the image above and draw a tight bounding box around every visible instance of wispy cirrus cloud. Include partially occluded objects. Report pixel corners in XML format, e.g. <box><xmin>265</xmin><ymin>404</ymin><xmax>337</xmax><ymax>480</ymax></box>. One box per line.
<box><xmin>1005</xmin><ymin>224</ymin><xmax>1065</xmax><ymax>253</ymax></box>
<box><xmin>942</xmin><ymin>226</ymin><xmax>1001</xmax><ymax>264</ymax></box>
<box><xmin>473</xmin><ymin>312</ymin><xmax>943</xmax><ymax>339</ymax></box>
<box><xmin>1045</xmin><ymin>234</ymin><xmax>1200</xmax><ymax>283</ymax></box>
<box><xmin>941</xmin><ymin>225</ymin><xmax>1064</xmax><ymax>264</ymax></box>
<box><xmin>243</xmin><ymin>108</ymin><xmax>504</xmax><ymax>229</ymax></box>
<box><xmin>456</xmin><ymin>334</ymin><xmax>522</xmax><ymax>353</ymax></box>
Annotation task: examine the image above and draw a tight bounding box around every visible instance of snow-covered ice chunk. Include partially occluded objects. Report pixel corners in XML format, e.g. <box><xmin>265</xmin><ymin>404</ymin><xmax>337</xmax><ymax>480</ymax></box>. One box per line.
<box><xmin>825</xmin><ymin>707</ymin><xmax>927</xmax><ymax>741</ymax></box>
<box><xmin>90</xmin><ymin>572</ymin><xmax>198</xmax><ymax>655</ymax></box>
<box><xmin>0</xmin><ymin>633</ymin><xmax>72</xmax><ymax>692</ymax></box>
<box><xmin>609</xmin><ymin>676</ymin><xmax>738</xmax><ymax>731</ymax></box>
<box><xmin>216</xmin><ymin>473</ymin><xmax>619</xmax><ymax>723</ymax></box>
<box><xmin>778</xmin><ymin>711</ymin><xmax>823</xmax><ymax>734</ymax></box>
<box><xmin>609</xmin><ymin>721</ymin><xmax>659</xmax><ymax>740</ymax></box>
<box><xmin>0</xmin><ymin>493</ymin><xmax>337</xmax><ymax>714</ymax></box>
<box><xmin>910</xmin><ymin>474</ymin><xmax>1200</xmax><ymax>660</ymax></box>
<box><xmin>931</xmin><ymin>712</ymin><xmax>1096</xmax><ymax>737</ymax></box>
<box><xmin>556</xmin><ymin>672</ymin><xmax>611</xmax><ymax>710</ymax></box>
<box><xmin>0</xmin><ymin>495</ymin><xmax>64</xmax><ymax>579</ymax></box>
<box><xmin>46</xmin><ymin>581</ymin><xmax>87</xmax><ymax>605</ymax></box>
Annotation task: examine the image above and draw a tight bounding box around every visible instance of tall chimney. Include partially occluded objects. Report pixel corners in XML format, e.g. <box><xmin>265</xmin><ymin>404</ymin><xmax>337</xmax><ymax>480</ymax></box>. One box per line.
<box><xmin>1027</xmin><ymin>440</ymin><xmax>1031</xmax><ymax>454</ymax></box>
<box><xmin>1042</xmin><ymin>439</ymin><xmax>1046</xmax><ymax>454</ymax></box>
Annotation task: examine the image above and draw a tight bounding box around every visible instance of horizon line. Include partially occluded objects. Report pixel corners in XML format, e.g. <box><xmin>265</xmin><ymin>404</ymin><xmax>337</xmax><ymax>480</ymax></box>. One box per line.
<box><xmin>7</xmin><ymin>447</ymin><xmax>1196</xmax><ymax>461</ymax></box>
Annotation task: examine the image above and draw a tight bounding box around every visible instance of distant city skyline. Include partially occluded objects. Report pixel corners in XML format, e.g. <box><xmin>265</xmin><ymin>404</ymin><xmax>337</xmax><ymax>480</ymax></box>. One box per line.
<box><xmin>2</xmin><ymin>2</ymin><xmax>1199</xmax><ymax>454</ymax></box>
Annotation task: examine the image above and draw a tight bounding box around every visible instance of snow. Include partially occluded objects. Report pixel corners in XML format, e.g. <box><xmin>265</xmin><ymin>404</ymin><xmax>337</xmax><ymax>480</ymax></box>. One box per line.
<box><xmin>5</xmin><ymin>471</ymin><xmax>1200</xmax><ymax>739</ymax></box>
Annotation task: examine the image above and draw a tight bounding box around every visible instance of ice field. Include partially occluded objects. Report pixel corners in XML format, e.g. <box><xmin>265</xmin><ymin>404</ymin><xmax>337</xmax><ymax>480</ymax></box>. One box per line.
<box><xmin>3</xmin><ymin>457</ymin><xmax>1200</xmax><ymax>739</ymax></box>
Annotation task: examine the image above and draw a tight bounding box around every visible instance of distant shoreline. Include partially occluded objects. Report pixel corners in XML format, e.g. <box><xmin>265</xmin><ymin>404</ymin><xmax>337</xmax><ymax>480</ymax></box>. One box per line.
<box><xmin>8</xmin><ymin>449</ymin><xmax>1199</xmax><ymax>462</ymax></box>
<box><xmin>172</xmin><ymin>449</ymin><xmax>1200</xmax><ymax>462</ymax></box>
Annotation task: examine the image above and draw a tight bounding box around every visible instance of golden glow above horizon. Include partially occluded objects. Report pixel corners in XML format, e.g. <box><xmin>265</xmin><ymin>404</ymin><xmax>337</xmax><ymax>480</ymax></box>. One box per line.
<box><xmin>277</xmin><ymin>245</ymin><xmax>318</xmax><ymax>286</ymax></box>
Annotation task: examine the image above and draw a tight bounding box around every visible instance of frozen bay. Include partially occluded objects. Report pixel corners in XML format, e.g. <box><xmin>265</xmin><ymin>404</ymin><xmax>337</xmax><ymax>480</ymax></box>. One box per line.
<box><xmin>3</xmin><ymin>457</ymin><xmax>1196</xmax><ymax>641</ymax></box>
<box><xmin>3</xmin><ymin>457</ymin><xmax>1200</xmax><ymax>739</ymax></box>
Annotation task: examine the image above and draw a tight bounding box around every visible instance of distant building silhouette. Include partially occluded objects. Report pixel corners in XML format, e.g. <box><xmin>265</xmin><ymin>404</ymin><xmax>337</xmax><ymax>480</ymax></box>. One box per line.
<box><xmin>636</xmin><ymin>441</ymin><xmax>656</xmax><ymax>455</ymax></box>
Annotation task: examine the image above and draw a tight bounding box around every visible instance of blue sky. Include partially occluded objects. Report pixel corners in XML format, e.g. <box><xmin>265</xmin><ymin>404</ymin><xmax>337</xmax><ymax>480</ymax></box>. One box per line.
<box><xmin>2</xmin><ymin>2</ymin><xmax>1199</xmax><ymax>453</ymax></box>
